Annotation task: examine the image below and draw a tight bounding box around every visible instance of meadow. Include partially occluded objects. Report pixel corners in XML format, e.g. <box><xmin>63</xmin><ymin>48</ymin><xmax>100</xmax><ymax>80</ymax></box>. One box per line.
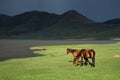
<box><xmin>0</xmin><ymin>42</ymin><xmax>120</xmax><ymax>80</ymax></box>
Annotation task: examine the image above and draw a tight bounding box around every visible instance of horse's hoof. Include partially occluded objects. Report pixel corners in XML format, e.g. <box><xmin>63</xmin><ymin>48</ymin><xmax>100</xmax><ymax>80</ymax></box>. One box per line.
<box><xmin>74</xmin><ymin>64</ymin><xmax>79</xmax><ymax>66</ymax></box>
<box><xmin>74</xmin><ymin>65</ymin><xmax>78</xmax><ymax>66</ymax></box>
<box><xmin>90</xmin><ymin>65</ymin><xmax>95</xmax><ymax>67</ymax></box>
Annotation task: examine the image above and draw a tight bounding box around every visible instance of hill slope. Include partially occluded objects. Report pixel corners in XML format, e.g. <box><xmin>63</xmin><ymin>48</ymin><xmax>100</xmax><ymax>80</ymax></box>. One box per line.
<box><xmin>0</xmin><ymin>14</ymin><xmax>11</xmax><ymax>22</ymax></box>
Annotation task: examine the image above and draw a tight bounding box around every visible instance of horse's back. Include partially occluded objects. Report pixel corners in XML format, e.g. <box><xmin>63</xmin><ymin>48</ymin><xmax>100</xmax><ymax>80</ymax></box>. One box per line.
<box><xmin>80</xmin><ymin>49</ymin><xmax>95</xmax><ymax>58</ymax></box>
<box><xmin>74</xmin><ymin>50</ymin><xmax>81</xmax><ymax>57</ymax></box>
<box><xmin>80</xmin><ymin>49</ymin><xmax>89</xmax><ymax>58</ymax></box>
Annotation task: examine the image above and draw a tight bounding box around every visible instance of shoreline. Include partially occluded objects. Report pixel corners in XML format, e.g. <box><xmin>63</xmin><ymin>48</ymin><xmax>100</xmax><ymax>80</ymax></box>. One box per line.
<box><xmin>0</xmin><ymin>40</ymin><xmax>119</xmax><ymax>61</ymax></box>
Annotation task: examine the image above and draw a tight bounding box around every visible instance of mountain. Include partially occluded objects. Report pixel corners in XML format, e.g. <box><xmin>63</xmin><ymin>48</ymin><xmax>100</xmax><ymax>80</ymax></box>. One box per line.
<box><xmin>0</xmin><ymin>10</ymin><xmax>93</xmax><ymax>35</ymax></box>
<box><xmin>59</xmin><ymin>10</ymin><xmax>94</xmax><ymax>24</ymax></box>
<box><xmin>0</xmin><ymin>11</ymin><xmax>60</xmax><ymax>35</ymax></box>
<box><xmin>0</xmin><ymin>10</ymin><xmax>120</xmax><ymax>40</ymax></box>
<box><xmin>103</xmin><ymin>18</ymin><xmax>120</xmax><ymax>24</ymax></box>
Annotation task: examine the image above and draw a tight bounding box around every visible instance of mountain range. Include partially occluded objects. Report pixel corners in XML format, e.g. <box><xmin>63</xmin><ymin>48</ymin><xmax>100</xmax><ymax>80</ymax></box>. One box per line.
<box><xmin>0</xmin><ymin>10</ymin><xmax>120</xmax><ymax>40</ymax></box>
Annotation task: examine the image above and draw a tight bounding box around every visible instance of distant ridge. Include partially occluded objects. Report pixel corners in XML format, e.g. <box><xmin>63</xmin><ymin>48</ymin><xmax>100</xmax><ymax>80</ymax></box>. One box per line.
<box><xmin>0</xmin><ymin>10</ymin><xmax>120</xmax><ymax>40</ymax></box>
<box><xmin>103</xmin><ymin>18</ymin><xmax>120</xmax><ymax>24</ymax></box>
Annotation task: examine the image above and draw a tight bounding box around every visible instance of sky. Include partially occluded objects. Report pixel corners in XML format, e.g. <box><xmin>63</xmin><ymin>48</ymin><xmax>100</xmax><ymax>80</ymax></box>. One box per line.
<box><xmin>0</xmin><ymin>0</ymin><xmax>120</xmax><ymax>22</ymax></box>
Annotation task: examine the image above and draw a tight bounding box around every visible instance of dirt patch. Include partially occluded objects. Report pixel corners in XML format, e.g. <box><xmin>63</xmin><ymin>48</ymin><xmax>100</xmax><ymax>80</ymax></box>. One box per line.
<box><xmin>113</xmin><ymin>55</ymin><xmax>120</xmax><ymax>58</ymax></box>
<box><xmin>30</xmin><ymin>48</ymin><xmax>47</xmax><ymax>51</ymax></box>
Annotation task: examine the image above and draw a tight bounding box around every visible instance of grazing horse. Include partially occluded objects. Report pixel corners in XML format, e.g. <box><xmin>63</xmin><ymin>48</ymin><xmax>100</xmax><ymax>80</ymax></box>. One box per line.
<box><xmin>75</xmin><ymin>49</ymin><xmax>96</xmax><ymax>67</ymax></box>
<box><xmin>66</xmin><ymin>48</ymin><xmax>81</xmax><ymax>66</ymax></box>
<box><xmin>66</xmin><ymin>48</ymin><xmax>96</xmax><ymax>67</ymax></box>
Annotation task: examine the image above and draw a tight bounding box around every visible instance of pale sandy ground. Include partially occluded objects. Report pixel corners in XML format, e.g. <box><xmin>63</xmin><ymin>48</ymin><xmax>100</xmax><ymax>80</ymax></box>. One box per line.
<box><xmin>0</xmin><ymin>39</ymin><xmax>119</xmax><ymax>61</ymax></box>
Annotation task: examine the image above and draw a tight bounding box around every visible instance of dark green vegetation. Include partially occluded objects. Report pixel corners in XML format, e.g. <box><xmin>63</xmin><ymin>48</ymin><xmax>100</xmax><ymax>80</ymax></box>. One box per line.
<box><xmin>0</xmin><ymin>43</ymin><xmax>120</xmax><ymax>80</ymax></box>
<box><xmin>0</xmin><ymin>10</ymin><xmax>120</xmax><ymax>40</ymax></box>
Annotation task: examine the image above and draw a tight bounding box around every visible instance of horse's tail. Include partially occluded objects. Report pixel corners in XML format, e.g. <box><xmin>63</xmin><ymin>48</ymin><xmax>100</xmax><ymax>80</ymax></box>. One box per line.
<box><xmin>91</xmin><ymin>49</ymin><xmax>95</xmax><ymax>67</ymax></box>
<box><xmin>90</xmin><ymin>49</ymin><xmax>95</xmax><ymax>57</ymax></box>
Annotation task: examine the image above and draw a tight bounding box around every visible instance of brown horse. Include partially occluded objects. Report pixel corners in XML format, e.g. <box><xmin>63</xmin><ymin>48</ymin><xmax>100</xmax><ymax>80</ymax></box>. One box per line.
<box><xmin>77</xmin><ymin>49</ymin><xmax>95</xmax><ymax>67</ymax></box>
<box><xmin>66</xmin><ymin>48</ymin><xmax>81</xmax><ymax>65</ymax></box>
<box><xmin>66</xmin><ymin>48</ymin><xmax>96</xmax><ymax>67</ymax></box>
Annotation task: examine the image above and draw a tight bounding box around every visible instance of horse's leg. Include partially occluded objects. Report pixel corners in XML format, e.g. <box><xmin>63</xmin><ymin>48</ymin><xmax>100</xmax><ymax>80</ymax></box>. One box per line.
<box><xmin>80</xmin><ymin>58</ymin><xmax>84</xmax><ymax>66</ymax></box>
<box><xmin>74</xmin><ymin>57</ymin><xmax>79</xmax><ymax>66</ymax></box>
<box><xmin>91</xmin><ymin>57</ymin><xmax>95</xmax><ymax>67</ymax></box>
<box><xmin>84</xmin><ymin>58</ymin><xmax>88</xmax><ymax>66</ymax></box>
<box><xmin>88</xmin><ymin>59</ymin><xmax>91</xmax><ymax>65</ymax></box>
<box><xmin>73</xmin><ymin>57</ymin><xmax>76</xmax><ymax>64</ymax></box>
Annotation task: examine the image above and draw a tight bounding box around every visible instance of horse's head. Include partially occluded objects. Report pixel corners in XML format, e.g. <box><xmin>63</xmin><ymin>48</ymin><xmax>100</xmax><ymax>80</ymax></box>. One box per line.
<box><xmin>66</xmin><ymin>48</ymin><xmax>71</xmax><ymax>54</ymax></box>
<box><xmin>66</xmin><ymin>48</ymin><xmax>75</xmax><ymax>54</ymax></box>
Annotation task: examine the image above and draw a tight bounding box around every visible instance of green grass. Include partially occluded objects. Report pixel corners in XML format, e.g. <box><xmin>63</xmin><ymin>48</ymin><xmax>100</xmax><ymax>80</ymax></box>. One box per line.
<box><xmin>0</xmin><ymin>43</ymin><xmax>120</xmax><ymax>80</ymax></box>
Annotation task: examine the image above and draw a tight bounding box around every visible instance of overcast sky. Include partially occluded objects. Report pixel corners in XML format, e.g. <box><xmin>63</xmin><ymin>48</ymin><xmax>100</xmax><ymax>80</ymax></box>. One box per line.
<box><xmin>0</xmin><ymin>0</ymin><xmax>120</xmax><ymax>22</ymax></box>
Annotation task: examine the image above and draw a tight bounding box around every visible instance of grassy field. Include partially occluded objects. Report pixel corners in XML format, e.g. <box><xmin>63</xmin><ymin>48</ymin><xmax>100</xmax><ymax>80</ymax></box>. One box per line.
<box><xmin>0</xmin><ymin>42</ymin><xmax>120</xmax><ymax>80</ymax></box>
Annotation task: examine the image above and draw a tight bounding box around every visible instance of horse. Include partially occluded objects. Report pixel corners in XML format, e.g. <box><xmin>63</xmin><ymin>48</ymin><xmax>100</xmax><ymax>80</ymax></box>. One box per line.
<box><xmin>75</xmin><ymin>49</ymin><xmax>96</xmax><ymax>67</ymax></box>
<box><xmin>66</xmin><ymin>48</ymin><xmax>81</xmax><ymax>66</ymax></box>
<box><xmin>66</xmin><ymin>48</ymin><xmax>96</xmax><ymax>67</ymax></box>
